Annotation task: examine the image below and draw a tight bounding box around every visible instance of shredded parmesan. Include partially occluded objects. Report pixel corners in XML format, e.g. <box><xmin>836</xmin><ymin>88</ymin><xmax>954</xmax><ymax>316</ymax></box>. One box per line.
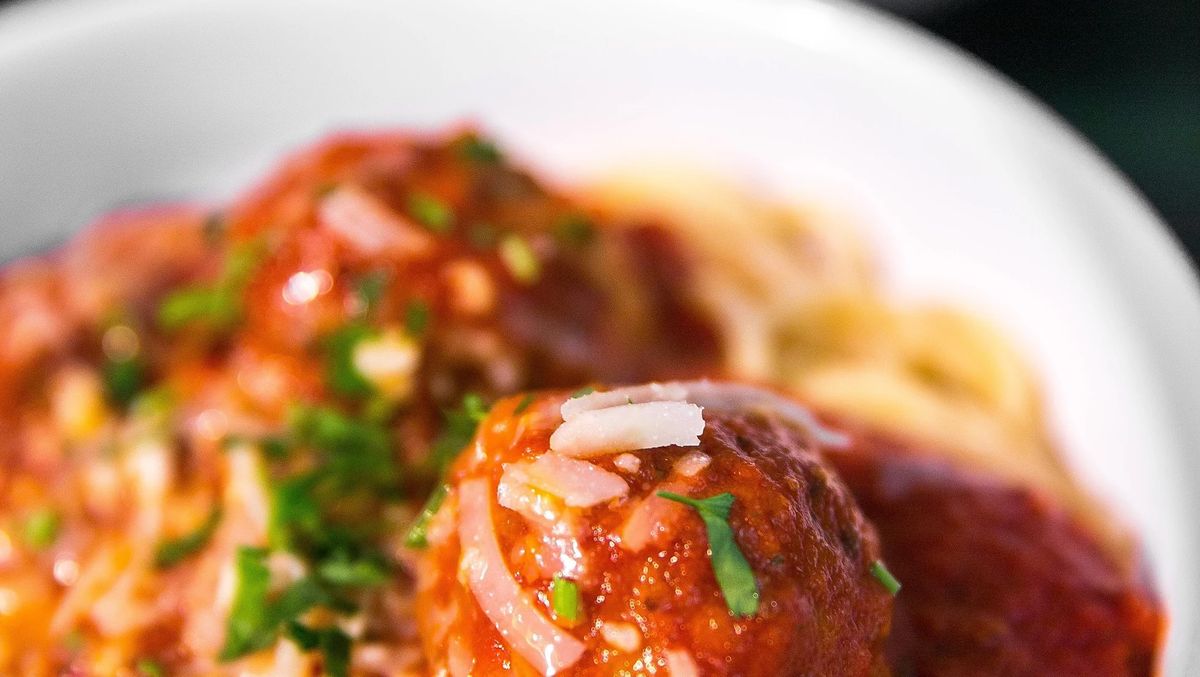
<box><xmin>520</xmin><ymin>454</ymin><xmax>629</xmax><ymax>507</ymax></box>
<box><xmin>457</xmin><ymin>479</ymin><xmax>585</xmax><ymax>674</ymax></box>
<box><xmin>673</xmin><ymin>451</ymin><xmax>711</xmax><ymax>478</ymax></box>
<box><xmin>599</xmin><ymin>621</ymin><xmax>642</xmax><ymax>653</ymax></box>
<box><xmin>560</xmin><ymin>382</ymin><xmax>690</xmax><ymax>421</ymax></box>
<box><xmin>613</xmin><ymin>453</ymin><xmax>641</xmax><ymax>474</ymax></box>
<box><xmin>318</xmin><ymin>185</ymin><xmax>434</xmax><ymax>257</ymax></box>
<box><xmin>677</xmin><ymin>380</ymin><xmax>850</xmax><ymax>448</ymax></box>
<box><xmin>665</xmin><ymin>648</ymin><xmax>700</xmax><ymax>677</ymax></box>
<box><xmin>549</xmin><ymin>402</ymin><xmax>704</xmax><ymax>458</ymax></box>
<box><xmin>563</xmin><ymin>380</ymin><xmax>848</xmax><ymax>448</ymax></box>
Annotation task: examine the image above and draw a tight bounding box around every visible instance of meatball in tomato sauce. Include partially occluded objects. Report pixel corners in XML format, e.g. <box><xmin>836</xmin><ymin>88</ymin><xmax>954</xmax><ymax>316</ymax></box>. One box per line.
<box><xmin>413</xmin><ymin>381</ymin><xmax>895</xmax><ymax>675</ymax></box>
<box><xmin>821</xmin><ymin>424</ymin><xmax>1163</xmax><ymax>677</ymax></box>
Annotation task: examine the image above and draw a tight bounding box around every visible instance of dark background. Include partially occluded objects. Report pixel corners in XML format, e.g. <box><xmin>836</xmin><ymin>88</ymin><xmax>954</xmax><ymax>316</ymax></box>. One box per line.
<box><xmin>878</xmin><ymin>0</ymin><xmax>1200</xmax><ymax>262</ymax></box>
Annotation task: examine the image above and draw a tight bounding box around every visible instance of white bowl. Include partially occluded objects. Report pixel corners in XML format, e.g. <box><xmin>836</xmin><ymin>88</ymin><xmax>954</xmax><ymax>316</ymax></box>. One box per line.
<box><xmin>1</xmin><ymin>0</ymin><xmax>1197</xmax><ymax>671</ymax></box>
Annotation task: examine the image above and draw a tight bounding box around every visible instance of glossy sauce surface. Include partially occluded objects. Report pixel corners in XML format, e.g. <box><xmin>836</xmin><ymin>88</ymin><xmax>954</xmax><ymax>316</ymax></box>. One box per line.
<box><xmin>417</xmin><ymin>392</ymin><xmax>894</xmax><ymax>675</ymax></box>
<box><xmin>824</xmin><ymin>424</ymin><xmax>1163</xmax><ymax>677</ymax></box>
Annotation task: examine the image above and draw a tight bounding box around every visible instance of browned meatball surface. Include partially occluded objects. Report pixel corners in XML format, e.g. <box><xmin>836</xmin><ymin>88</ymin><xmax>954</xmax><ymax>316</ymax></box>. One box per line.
<box><xmin>823</xmin><ymin>425</ymin><xmax>1164</xmax><ymax>677</ymax></box>
<box><xmin>414</xmin><ymin>383</ymin><xmax>895</xmax><ymax>676</ymax></box>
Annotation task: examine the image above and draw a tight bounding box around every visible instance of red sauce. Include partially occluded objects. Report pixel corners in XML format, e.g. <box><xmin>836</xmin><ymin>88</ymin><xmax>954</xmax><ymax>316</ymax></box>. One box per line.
<box><xmin>417</xmin><ymin>391</ymin><xmax>894</xmax><ymax>675</ymax></box>
<box><xmin>823</xmin><ymin>424</ymin><xmax>1164</xmax><ymax>676</ymax></box>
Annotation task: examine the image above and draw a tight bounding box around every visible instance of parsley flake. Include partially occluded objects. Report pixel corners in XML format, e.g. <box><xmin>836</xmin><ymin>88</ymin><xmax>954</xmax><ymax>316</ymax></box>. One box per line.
<box><xmin>155</xmin><ymin>507</ymin><xmax>223</xmax><ymax>569</ymax></box>
<box><xmin>498</xmin><ymin>234</ymin><xmax>541</xmax><ymax>284</ymax></box>
<box><xmin>657</xmin><ymin>491</ymin><xmax>760</xmax><ymax>617</ymax></box>
<box><xmin>404</xmin><ymin>299</ymin><xmax>431</xmax><ymax>338</ymax></box>
<box><xmin>408</xmin><ymin>193</ymin><xmax>453</xmax><ymax>234</ymax></box>
<box><xmin>23</xmin><ymin>508</ymin><xmax>60</xmax><ymax>550</ymax></box>
<box><xmin>404</xmin><ymin>484</ymin><xmax>449</xmax><ymax>549</ymax></box>
<box><xmin>158</xmin><ymin>239</ymin><xmax>265</xmax><ymax>332</ymax></box>
<box><xmin>458</xmin><ymin>135</ymin><xmax>504</xmax><ymax>164</ymax></box>
<box><xmin>323</xmin><ymin>323</ymin><xmax>376</xmax><ymax>398</ymax></box>
<box><xmin>870</xmin><ymin>559</ymin><xmax>901</xmax><ymax>595</ymax></box>
<box><xmin>512</xmin><ymin>393</ymin><xmax>536</xmax><ymax>416</ymax></box>
<box><xmin>430</xmin><ymin>393</ymin><xmax>490</xmax><ymax>472</ymax></box>
<box><xmin>551</xmin><ymin>575</ymin><xmax>581</xmax><ymax>623</ymax></box>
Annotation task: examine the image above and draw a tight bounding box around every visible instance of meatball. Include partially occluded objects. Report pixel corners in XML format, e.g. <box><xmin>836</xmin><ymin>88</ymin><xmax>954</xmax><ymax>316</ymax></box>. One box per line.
<box><xmin>822</xmin><ymin>423</ymin><xmax>1164</xmax><ymax>676</ymax></box>
<box><xmin>413</xmin><ymin>382</ymin><xmax>894</xmax><ymax>675</ymax></box>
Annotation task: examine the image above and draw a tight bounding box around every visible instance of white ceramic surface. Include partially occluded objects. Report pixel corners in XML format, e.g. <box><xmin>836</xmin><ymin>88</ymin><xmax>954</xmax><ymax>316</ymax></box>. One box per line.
<box><xmin>1</xmin><ymin>0</ymin><xmax>1197</xmax><ymax>672</ymax></box>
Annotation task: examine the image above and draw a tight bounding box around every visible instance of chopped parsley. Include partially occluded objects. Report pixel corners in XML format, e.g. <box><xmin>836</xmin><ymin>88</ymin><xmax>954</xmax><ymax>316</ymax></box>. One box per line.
<box><xmin>287</xmin><ymin>405</ymin><xmax>397</xmax><ymax>488</ymax></box>
<box><xmin>287</xmin><ymin>622</ymin><xmax>351</xmax><ymax>677</ymax></box>
<box><xmin>404</xmin><ymin>299</ymin><xmax>431</xmax><ymax>338</ymax></box>
<box><xmin>498</xmin><ymin>234</ymin><xmax>541</xmax><ymax>284</ymax></box>
<box><xmin>430</xmin><ymin>393</ymin><xmax>490</xmax><ymax>472</ymax></box>
<box><xmin>219</xmin><ymin>546</ymin><xmax>280</xmax><ymax>659</ymax></box>
<box><xmin>155</xmin><ymin>507</ymin><xmax>223</xmax><ymax>569</ymax></box>
<box><xmin>657</xmin><ymin>491</ymin><xmax>760</xmax><ymax>617</ymax></box>
<box><xmin>550</xmin><ymin>575</ymin><xmax>581</xmax><ymax>623</ymax></box>
<box><xmin>317</xmin><ymin>551</ymin><xmax>390</xmax><ymax>587</ymax></box>
<box><xmin>220</xmin><ymin>400</ymin><xmax>404</xmax><ymax>667</ymax></box>
<box><xmin>23</xmin><ymin>508</ymin><xmax>60</xmax><ymax>550</ymax></box>
<box><xmin>404</xmin><ymin>484</ymin><xmax>448</xmax><ymax>549</ymax></box>
<box><xmin>219</xmin><ymin>547</ymin><xmax>332</xmax><ymax>661</ymax></box>
<box><xmin>323</xmin><ymin>323</ymin><xmax>376</xmax><ymax>398</ymax></box>
<box><xmin>354</xmin><ymin>270</ymin><xmax>390</xmax><ymax>316</ymax></box>
<box><xmin>408</xmin><ymin>193</ymin><xmax>453</xmax><ymax>234</ymax></box>
<box><xmin>870</xmin><ymin>560</ymin><xmax>901</xmax><ymax>595</ymax></box>
<box><xmin>157</xmin><ymin>239</ymin><xmax>265</xmax><ymax>332</ymax></box>
<box><xmin>512</xmin><ymin>393</ymin><xmax>536</xmax><ymax>416</ymax></box>
<box><xmin>569</xmin><ymin>386</ymin><xmax>595</xmax><ymax>399</ymax></box>
<box><xmin>554</xmin><ymin>214</ymin><xmax>596</xmax><ymax>247</ymax></box>
<box><xmin>458</xmin><ymin>135</ymin><xmax>504</xmax><ymax>164</ymax></box>
<box><xmin>102</xmin><ymin>356</ymin><xmax>144</xmax><ymax>408</ymax></box>
<box><xmin>135</xmin><ymin>658</ymin><xmax>166</xmax><ymax>677</ymax></box>
<box><xmin>267</xmin><ymin>474</ymin><xmax>323</xmax><ymax>552</ymax></box>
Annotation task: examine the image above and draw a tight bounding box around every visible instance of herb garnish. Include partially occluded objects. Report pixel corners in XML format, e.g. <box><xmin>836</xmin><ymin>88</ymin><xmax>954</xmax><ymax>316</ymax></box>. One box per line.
<box><xmin>404</xmin><ymin>299</ymin><xmax>431</xmax><ymax>338</ymax></box>
<box><xmin>512</xmin><ymin>393</ymin><xmax>536</xmax><ymax>416</ymax></box>
<box><xmin>323</xmin><ymin>323</ymin><xmax>376</xmax><ymax>398</ymax></box>
<box><xmin>158</xmin><ymin>239</ymin><xmax>265</xmax><ymax>331</ymax></box>
<box><xmin>287</xmin><ymin>622</ymin><xmax>351</xmax><ymax>677</ymax></box>
<box><xmin>569</xmin><ymin>386</ymin><xmax>595</xmax><ymax>399</ymax></box>
<box><xmin>404</xmin><ymin>483</ymin><xmax>449</xmax><ymax>549</ymax></box>
<box><xmin>657</xmin><ymin>491</ymin><xmax>760</xmax><ymax>617</ymax></box>
<box><xmin>498</xmin><ymin>234</ymin><xmax>541</xmax><ymax>284</ymax></box>
<box><xmin>23</xmin><ymin>508</ymin><xmax>60</xmax><ymax>550</ymax></box>
<box><xmin>429</xmin><ymin>393</ymin><xmax>490</xmax><ymax>473</ymax></box>
<box><xmin>554</xmin><ymin>214</ymin><xmax>596</xmax><ymax>247</ymax></box>
<box><xmin>354</xmin><ymin>270</ymin><xmax>390</xmax><ymax>316</ymax></box>
<box><xmin>287</xmin><ymin>405</ymin><xmax>398</xmax><ymax>488</ymax></box>
<box><xmin>219</xmin><ymin>547</ymin><xmax>332</xmax><ymax>661</ymax></box>
<box><xmin>155</xmin><ymin>507</ymin><xmax>223</xmax><ymax>569</ymax></box>
<box><xmin>870</xmin><ymin>560</ymin><xmax>901</xmax><ymax>595</ymax></box>
<box><xmin>458</xmin><ymin>135</ymin><xmax>504</xmax><ymax>164</ymax></box>
<box><xmin>100</xmin><ymin>323</ymin><xmax>144</xmax><ymax>407</ymax></box>
<box><xmin>102</xmin><ymin>356</ymin><xmax>144</xmax><ymax>407</ymax></box>
<box><xmin>317</xmin><ymin>551</ymin><xmax>390</xmax><ymax>587</ymax></box>
<box><xmin>135</xmin><ymin>658</ymin><xmax>166</xmax><ymax>677</ymax></box>
<box><xmin>221</xmin><ymin>397</ymin><xmax>403</xmax><ymax>668</ymax></box>
<box><xmin>550</xmin><ymin>575</ymin><xmax>581</xmax><ymax>623</ymax></box>
<box><xmin>408</xmin><ymin>193</ymin><xmax>453</xmax><ymax>234</ymax></box>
